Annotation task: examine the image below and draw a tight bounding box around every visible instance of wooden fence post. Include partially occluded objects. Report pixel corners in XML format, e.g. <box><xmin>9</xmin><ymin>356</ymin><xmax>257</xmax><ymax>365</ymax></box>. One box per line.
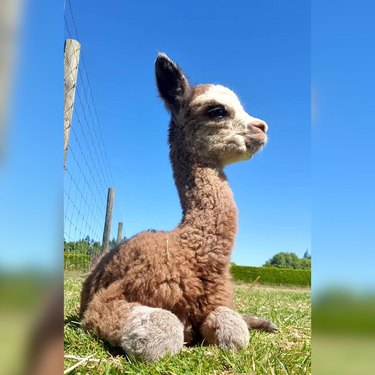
<box><xmin>102</xmin><ymin>187</ymin><xmax>115</xmax><ymax>252</ymax></box>
<box><xmin>64</xmin><ymin>38</ymin><xmax>81</xmax><ymax>171</ymax></box>
<box><xmin>117</xmin><ymin>222</ymin><xmax>123</xmax><ymax>244</ymax></box>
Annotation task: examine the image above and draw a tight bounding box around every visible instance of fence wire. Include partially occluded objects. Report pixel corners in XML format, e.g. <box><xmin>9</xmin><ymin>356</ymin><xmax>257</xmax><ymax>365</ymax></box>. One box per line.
<box><xmin>64</xmin><ymin>0</ymin><xmax>123</xmax><ymax>272</ymax></box>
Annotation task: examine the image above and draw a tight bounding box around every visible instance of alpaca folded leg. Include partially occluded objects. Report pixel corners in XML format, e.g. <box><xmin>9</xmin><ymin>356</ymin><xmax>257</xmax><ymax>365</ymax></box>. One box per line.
<box><xmin>242</xmin><ymin>314</ymin><xmax>278</xmax><ymax>333</ymax></box>
<box><xmin>121</xmin><ymin>305</ymin><xmax>184</xmax><ymax>362</ymax></box>
<box><xmin>200</xmin><ymin>306</ymin><xmax>249</xmax><ymax>350</ymax></box>
<box><xmin>81</xmin><ymin>282</ymin><xmax>184</xmax><ymax>362</ymax></box>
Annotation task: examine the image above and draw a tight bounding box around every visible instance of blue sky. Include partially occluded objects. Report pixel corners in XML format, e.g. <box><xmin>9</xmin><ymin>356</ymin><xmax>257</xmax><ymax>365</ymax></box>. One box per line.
<box><xmin>312</xmin><ymin>0</ymin><xmax>375</xmax><ymax>291</ymax></box>
<box><xmin>0</xmin><ymin>0</ymin><xmax>62</xmax><ymax>270</ymax></box>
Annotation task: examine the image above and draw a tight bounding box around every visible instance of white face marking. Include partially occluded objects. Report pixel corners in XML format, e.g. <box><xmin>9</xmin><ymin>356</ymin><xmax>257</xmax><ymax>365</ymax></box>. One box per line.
<box><xmin>190</xmin><ymin>85</ymin><xmax>256</xmax><ymax>128</ymax></box>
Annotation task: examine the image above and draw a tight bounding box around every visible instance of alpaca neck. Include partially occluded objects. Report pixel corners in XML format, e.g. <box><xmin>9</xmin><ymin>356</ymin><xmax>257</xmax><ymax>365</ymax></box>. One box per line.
<box><xmin>171</xmin><ymin>150</ymin><xmax>238</xmax><ymax>266</ymax></box>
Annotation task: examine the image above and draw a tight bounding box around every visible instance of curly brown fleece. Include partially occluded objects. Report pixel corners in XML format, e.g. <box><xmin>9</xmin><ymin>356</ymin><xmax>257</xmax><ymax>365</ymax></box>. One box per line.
<box><xmin>80</xmin><ymin>53</ymin><xmax>271</xmax><ymax>349</ymax></box>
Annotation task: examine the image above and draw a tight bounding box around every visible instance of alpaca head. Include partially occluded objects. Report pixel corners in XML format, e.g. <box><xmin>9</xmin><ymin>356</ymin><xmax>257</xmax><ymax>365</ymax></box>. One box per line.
<box><xmin>155</xmin><ymin>53</ymin><xmax>268</xmax><ymax>167</ymax></box>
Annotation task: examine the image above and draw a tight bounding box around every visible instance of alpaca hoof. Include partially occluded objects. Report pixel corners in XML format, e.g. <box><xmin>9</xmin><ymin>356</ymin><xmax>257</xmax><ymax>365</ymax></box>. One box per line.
<box><xmin>242</xmin><ymin>314</ymin><xmax>279</xmax><ymax>333</ymax></box>
<box><xmin>121</xmin><ymin>306</ymin><xmax>184</xmax><ymax>362</ymax></box>
<box><xmin>266</xmin><ymin>321</ymin><xmax>278</xmax><ymax>332</ymax></box>
<box><xmin>201</xmin><ymin>306</ymin><xmax>249</xmax><ymax>350</ymax></box>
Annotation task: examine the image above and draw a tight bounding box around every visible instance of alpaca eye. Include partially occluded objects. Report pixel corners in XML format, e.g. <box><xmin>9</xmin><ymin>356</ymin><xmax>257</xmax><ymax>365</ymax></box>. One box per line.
<box><xmin>206</xmin><ymin>106</ymin><xmax>227</xmax><ymax>119</ymax></box>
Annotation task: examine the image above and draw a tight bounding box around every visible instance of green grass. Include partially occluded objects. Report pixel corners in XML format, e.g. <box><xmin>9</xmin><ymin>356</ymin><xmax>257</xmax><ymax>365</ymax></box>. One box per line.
<box><xmin>64</xmin><ymin>272</ymin><xmax>311</xmax><ymax>374</ymax></box>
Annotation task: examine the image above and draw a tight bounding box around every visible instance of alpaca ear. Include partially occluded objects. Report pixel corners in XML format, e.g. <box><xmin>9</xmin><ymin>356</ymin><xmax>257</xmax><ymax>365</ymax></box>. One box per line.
<box><xmin>155</xmin><ymin>53</ymin><xmax>192</xmax><ymax>111</ymax></box>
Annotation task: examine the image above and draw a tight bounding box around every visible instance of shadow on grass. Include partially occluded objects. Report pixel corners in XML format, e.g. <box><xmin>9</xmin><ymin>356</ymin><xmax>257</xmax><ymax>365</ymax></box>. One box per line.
<box><xmin>64</xmin><ymin>313</ymin><xmax>80</xmax><ymax>326</ymax></box>
<box><xmin>102</xmin><ymin>341</ymin><xmax>129</xmax><ymax>358</ymax></box>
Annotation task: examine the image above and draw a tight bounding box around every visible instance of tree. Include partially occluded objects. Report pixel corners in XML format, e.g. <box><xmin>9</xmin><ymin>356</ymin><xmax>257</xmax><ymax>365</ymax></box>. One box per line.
<box><xmin>299</xmin><ymin>257</ymin><xmax>311</xmax><ymax>269</ymax></box>
<box><xmin>303</xmin><ymin>249</ymin><xmax>311</xmax><ymax>259</ymax></box>
<box><xmin>263</xmin><ymin>252</ymin><xmax>310</xmax><ymax>269</ymax></box>
<box><xmin>64</xmin><ymin>237</ymin><xmax>101</xmax><ymax>254</ymax></box>
<box><xmin>109</xmin><ymin>237</ymin><xmax>117</xmax><ymax>248</ymax></box>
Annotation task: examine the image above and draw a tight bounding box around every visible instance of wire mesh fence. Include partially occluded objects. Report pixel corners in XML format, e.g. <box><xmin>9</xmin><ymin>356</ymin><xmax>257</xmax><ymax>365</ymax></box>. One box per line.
<box><xmin>64</xmin><ymin>0</ymin><xmax>123</xmax><ymax>272</ymax></box>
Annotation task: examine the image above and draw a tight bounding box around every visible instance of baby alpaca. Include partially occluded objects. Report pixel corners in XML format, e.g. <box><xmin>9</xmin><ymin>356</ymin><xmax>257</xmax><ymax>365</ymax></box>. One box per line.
<box><xmin>80</xmin><ymin>53</ymin><xmax>275</xmax><ymax>362</ymax></box>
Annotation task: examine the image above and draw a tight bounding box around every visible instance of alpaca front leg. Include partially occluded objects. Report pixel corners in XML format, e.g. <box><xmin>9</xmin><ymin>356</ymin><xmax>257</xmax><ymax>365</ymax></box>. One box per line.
<box><xmin>200</xmin><ymin>306</ymin><xmax>249</xmax><ymax>350</ymax></box>
<box><xmin>121</xmin><ymin>305</ymin><xmax>184</xmax><ymax>362</ymax></box>
<box><xmin>81</xmin><ymin>281</ymin><xmax>184</xmax><ymax>362</ymax></box>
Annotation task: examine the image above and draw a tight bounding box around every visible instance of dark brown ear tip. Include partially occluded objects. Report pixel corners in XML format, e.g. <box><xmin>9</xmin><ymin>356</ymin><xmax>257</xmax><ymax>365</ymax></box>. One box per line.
<box><xmin>155</xmin><ymin>52</ymin><xmax>173</xmax><ymax>67</ymax></box>
<box><xmin>156</xmin><ymin>51</ymin><xmax>168</xmax><ymax>59</ymax></box>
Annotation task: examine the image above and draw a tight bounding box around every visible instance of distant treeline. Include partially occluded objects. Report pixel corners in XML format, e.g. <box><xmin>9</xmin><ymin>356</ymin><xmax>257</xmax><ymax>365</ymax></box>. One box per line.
<box><xmin>263</xmin><ymin>251</ymin><xmax>311</xmax><ymax>270</ymax></box>
<box><xmin>64</xmin><ymin>237</ymin><xmax>101</xmax><ymax>255</ymax></box>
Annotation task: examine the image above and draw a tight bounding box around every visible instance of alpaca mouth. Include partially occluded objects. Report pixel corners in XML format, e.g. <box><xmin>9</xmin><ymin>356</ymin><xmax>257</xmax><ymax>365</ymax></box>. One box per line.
<box><xmin>244</xmin><ymin>132</ymin><xmax>267</xmax><ymax>151</ymax></box>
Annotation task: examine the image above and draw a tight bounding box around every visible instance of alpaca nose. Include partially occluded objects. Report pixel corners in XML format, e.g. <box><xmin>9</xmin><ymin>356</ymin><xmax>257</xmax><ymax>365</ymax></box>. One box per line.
<box><xmin>250</xmin><ymin>119</ymin><xmax>268</xmax><ymax>134</ymax></box>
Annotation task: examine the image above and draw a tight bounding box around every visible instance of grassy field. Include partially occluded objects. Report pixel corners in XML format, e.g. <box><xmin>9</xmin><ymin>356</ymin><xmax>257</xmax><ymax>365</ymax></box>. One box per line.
<box><xmin>64</xmin><ymin>272</ymin><xmax>311</xmax><ymax>374</ymax></box>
